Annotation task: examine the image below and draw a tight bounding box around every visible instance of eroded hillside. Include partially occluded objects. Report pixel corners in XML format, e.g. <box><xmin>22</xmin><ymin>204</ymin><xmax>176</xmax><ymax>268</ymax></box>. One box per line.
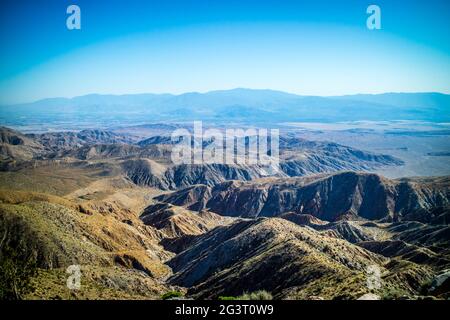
<box><xmin>0</xmin><ymin>126</ymin><xmax>448</xmax><ymax>300</ymax></box>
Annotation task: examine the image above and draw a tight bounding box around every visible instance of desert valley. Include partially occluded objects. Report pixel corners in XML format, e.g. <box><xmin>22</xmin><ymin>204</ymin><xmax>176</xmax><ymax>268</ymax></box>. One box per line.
<box><xmin>0</xmin><ymin>91</ymin><xmax>449</xmax><ymax>300</ymax></box>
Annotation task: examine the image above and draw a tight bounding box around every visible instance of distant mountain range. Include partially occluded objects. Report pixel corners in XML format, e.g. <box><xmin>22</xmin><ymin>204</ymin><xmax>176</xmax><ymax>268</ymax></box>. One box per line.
<box><xmin>1</xmin><ymin>89</ymin><xmax>449</xmax><ymax>124</ymax></box>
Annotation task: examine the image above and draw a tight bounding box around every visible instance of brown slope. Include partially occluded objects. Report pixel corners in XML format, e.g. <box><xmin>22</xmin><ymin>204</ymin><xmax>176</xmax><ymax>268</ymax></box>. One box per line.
<box><xmin>167</xmin><ymin>217</ymin><xmax>388</xmax><ymax>299</ymax></box>
<box><xmin>0</xmin><ymin>187</ymin><xmax>175</xmax><ymax>299</ymax></box>
<box><xmin>0</xmin><ymin>127</ymin><xmax>44</xmax><ymax>163</ymax></box>
<box><xmin>140</xmin><ymin>202</ymin><xmax>233</xmax><ymax>239</ymax></box>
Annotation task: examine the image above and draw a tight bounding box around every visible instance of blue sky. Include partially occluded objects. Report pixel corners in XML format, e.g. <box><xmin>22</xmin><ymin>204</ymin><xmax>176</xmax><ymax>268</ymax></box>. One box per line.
<box><xmin>0</xmin><ymin>0</ymin><xmax>449</xmax><ymax>104</ymax></box>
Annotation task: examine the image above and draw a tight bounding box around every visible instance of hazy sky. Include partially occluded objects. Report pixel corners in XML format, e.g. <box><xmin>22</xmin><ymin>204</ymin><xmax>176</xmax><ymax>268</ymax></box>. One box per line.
<box><xmin>0</xmin><ymin>0</ymin><xmax>449</xmax><ymax>104</ymax></box>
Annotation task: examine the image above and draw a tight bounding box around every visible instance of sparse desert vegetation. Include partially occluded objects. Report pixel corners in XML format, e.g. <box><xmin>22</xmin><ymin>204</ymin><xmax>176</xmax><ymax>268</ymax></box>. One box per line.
<box><xmin>0</xmin><ymin>124</ymin><xmax>448</xmax><ymax>300</ymax></box>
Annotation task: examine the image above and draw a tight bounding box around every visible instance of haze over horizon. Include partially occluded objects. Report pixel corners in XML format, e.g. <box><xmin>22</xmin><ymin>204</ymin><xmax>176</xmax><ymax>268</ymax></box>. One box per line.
<box><xmin>0</xmin><ymin>0</ymin><xmax>449</xmax><ymax>105</ymax></box>
<box><xmin>2</xmin><ymin>88</ymin><xmax>450</xmax><ymax>107</ymax></box>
